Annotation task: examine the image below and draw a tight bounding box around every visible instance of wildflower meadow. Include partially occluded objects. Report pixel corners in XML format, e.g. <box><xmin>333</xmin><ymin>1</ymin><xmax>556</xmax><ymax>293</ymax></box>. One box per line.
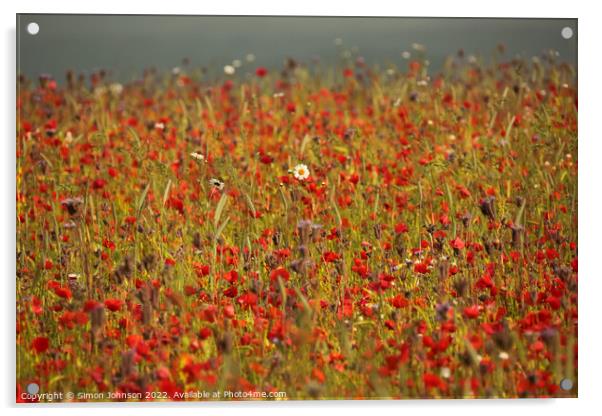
<box><xmin>16</xmin><ymin>47</ymin><xmax>577</xmax><ymax>401</ymax></box>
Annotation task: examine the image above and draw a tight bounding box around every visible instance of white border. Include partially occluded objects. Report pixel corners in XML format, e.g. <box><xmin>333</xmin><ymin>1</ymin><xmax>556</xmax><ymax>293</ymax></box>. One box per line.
<box><xmin>2</xmin><ymin>1</ymin><xmax>601</xmax><ymax>415</ymax></box>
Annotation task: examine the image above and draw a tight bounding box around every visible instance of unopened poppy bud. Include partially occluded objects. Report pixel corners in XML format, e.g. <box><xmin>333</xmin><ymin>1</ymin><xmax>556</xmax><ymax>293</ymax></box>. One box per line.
<box><xmin>479</xmin><ymin>196</ymin><xmax>496</xmax><ymax>220</ymax></box>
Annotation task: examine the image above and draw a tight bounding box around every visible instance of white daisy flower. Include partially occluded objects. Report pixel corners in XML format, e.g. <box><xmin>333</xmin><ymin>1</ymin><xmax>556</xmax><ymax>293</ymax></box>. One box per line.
<box><xmin>209</xmin><ymin>178</ymin><xmax>225</xmax><ymax>191</ymax></box>
<box><xmin>109</xmin><ymin>82</ymin><xmax>123</xmax><ymax>96</ymax></box>
<box><xmin>190</xmin><ymin>152</ymin><xmax>205</xmax><ymax>161</ymax></box>
<box><xmin>93</xmin><ymin>86</ymin><xmax>107</xmax><ymax>98</ymax></box>
<box><xmin>411</xmin><ymin>43</ymin><xmax>425</xmax><ymax>52</ymax></box>
<box><xmin>224</xmin><ymin>65</ymin><xmax>235</xmax><ymax>75</ymax></box>
<box><xmin>293</xmin><ymin>164</ymin><xmax>310</xmax><ymax>181</ymax></box>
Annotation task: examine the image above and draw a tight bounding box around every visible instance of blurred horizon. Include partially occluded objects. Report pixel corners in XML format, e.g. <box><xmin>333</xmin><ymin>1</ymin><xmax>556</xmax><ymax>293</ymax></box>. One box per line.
<box><xmin>17</xmin><ymin>15</ymin><xmax>577</xmax><ymax>83</ymax></box>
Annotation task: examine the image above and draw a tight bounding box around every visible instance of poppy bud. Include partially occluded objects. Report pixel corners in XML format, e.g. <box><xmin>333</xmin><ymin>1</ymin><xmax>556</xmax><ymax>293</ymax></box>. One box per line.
<box><xmin>453</xmin><ymin>278</ymin><xmax>468</xmax><ymax>297</ymax></box>
<box><xmin>438</xmin><ymin>258</ymin><xmax>449</xmax><ymax>282</ymax></box>
<box><xmin>89</xmin><ymin>305</ymin><xmax>105</xmax><ymax>343</ymax></box>
<box><xmin>373</xmin><ymin>223</ymin><xmax>382</xmax><ymax>240</ymax></box>
<box><xmin>120</xmin><ymin>349</ymin><xmax>136</xmax><ymax>379</ymax></box>
<box><xmin>461</xmin><ymin>212</ymin><xmax>472</xmax><ymax>227</ymax></box>
<box><xmin>492</xmin><ymin>326</ymin><xmax>513</xmax><ymax>351</ymax></box>
<box><xmin>394</xmin><ymin>233</ymin><xmax>405</xmax><ymax>257</ymax></box>
<box><xmin>479</xmin><ymin>196</ymin><xmax>496</xmax><ymax>220</ymax></box>
<box><xmin>272</xmin><ymin>231</ymin><xmax>282</xmax><ymax>246</ymax></box>
<box><xmin>436</xmin><ymin>302</ymin><xmax>450</xmax><ymax>321</ymax></box>
<box><xmin>216</xmin><ymin>331</ymin><xmax>233</xmax><ymax>354</ymax></box>
<box><xmin>511</xmin><ymin>224</ymin><xmax>524</xmax><ymax>248</ymax></box>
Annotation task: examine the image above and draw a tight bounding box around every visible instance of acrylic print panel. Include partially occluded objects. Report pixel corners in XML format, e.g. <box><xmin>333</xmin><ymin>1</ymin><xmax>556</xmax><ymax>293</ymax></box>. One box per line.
<box><xmin>16</xmin><ymin>14</ymin><xmax>577</xmax><ymax>402</ymax></box>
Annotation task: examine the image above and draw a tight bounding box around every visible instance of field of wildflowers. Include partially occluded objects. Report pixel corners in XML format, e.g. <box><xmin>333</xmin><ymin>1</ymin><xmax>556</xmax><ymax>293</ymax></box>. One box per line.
<box><xmin>16</xmin><ymin>48</ymin><xmax>577</xmax><ymax>401</ymax></box>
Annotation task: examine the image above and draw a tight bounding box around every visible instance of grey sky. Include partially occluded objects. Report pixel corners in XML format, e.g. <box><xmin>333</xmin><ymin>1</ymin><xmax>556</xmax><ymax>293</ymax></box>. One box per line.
<box><xmin>16</xmin><ymin>15</ymin><xmax>577</xmax><ymax>82</ymax></box>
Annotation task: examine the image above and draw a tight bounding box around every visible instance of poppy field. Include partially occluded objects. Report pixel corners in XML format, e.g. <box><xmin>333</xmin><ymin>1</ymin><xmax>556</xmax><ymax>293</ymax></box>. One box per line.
<box><xmin>16</xmin><ymin>49</ymin><xmax>577</xmax><ymax>401</ymax></box>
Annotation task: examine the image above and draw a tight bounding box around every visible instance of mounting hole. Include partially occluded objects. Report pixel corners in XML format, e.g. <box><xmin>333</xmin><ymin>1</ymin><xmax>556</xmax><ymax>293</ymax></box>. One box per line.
<box><xmin>560</xmin><ymin>378</ymin><xmax>574</xmax><ymax>391</ymax></box>
<box><xmin>26</xmin><ymin>382</ymin><xmax>40</xmax><ymax>394</ymax></box>
<box><xmin>561</xmin><ymin>27</ymin><xmax>573</xmax><ymax>40</ymax></box>
<box><xmin>26</xmin><ymin>22</ymin><xmax>40</xmax><ymax>35</ymax></box>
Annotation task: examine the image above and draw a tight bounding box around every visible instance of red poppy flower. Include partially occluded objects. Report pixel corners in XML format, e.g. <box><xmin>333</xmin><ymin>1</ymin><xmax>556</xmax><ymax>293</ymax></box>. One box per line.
<box><xmin>237</xmin><ymin>292</ymin><xmax>258</xmax><ymax>308</ymax></box>
<box><xmin>54</xmin><ymin>286</ymin><xmax>72</xmax><ymax>300</ymax></box>
<box><xmin>223</xmin><ymin>270</ymin><xmax>239</xmax><ymax>284</ymax></box>
<box><xmin>223</xmin><ymin>286</ymin><xmax>238</xmax><ymax>298</ymax></box>
<box><xmin>463</xmin><ymin>305</ymin><xmax>481</xmax><ymax>319</ymax></box>
<box><xmin>389</xmin><ymin>294</ymin><xmax>409</xmax><ymax>309</ymax></box>
<box><xmin>104</xmin><ymin>298</ymin><xmax>123</xmax><ymax>312</ymax></box>
<box><xmin>255</xmin><ymin>67</ymin><xmax>268</xmax><ymax>77</ymax></box>
<box><xmin>193</xmin><ymin>262</ymin><xmax>210</xmax><ymax>277</ymax></box>
<box><xmin>199</xmin><ymin>327</ymin><xmax>212</xmax><ymax>340</ymax></box>
<box><xmin>91</xmin><ymin>178</ymin><xmax>106</xmax><ymax>190</ymax></box>
<box><xmin>423</xmin><ymin>373</ymin><xmax>444</xmax><ymax>389</ymax></box>
<box><xmin>322</xmin><ymin>251</ymin><xmax>341</xmax><ymax>263</ymax></box>
<box><xmin>259</xmin><ymin>153</ymin><xmax>274</xmax><ymax>164</ymax></box>
<box><xmin>270</xmin><ymin>267</ymin><xmax>290</xmax><ymax>282</ymax></box>
<box><xmin>450</xmin><ymin>237</ymin><xmax>465</xmax><ymax>250</ymax></box>
<box><xmin>103</xmin><ymin>239</ymin><xmax>116</xmax><ymax>250</ymax></box>
<box><xmin>84</xmin><ymin>299</ymin><xmax>102</xmax><ymax>312</ymax></box>
<box><xmin>31</xmin><ymin>336</ymin><xmax>49</xmax><ymax>353</ymax></box>
<box><xmin>414</xmin><ymin>262</ymin><xmax>429</xmax><ymax>274</ymax></box>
